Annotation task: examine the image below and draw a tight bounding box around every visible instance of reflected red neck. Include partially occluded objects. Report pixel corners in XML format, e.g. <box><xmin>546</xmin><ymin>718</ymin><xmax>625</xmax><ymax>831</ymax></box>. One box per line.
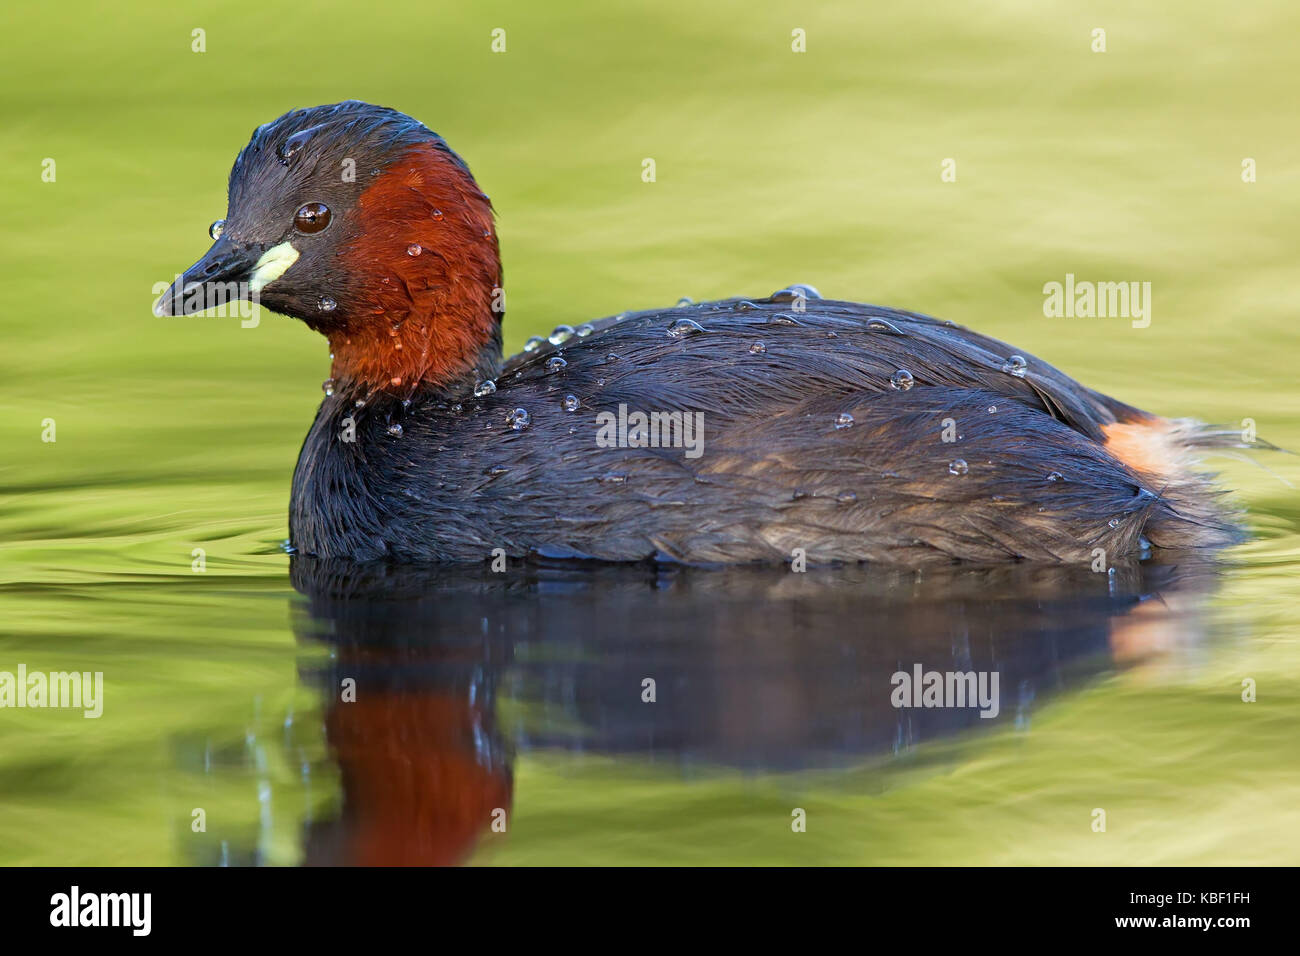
<box><xmin>320</xmin><ymin>144</ymin><xmax>502</xmax><ymax>395</ymax></box>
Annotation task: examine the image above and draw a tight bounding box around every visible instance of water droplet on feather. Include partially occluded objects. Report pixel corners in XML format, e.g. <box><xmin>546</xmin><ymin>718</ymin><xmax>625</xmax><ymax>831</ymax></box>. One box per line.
<box><xmin>890</xmin><ymin>369</ymin><xmax>915</xmax><ymax>390</ymax></box>
<box><xmin>667</xmin><ymin>318</ymin><xmax>706</xmax><ymax>337</ymax></box>
<box><xmin>1002</xmin><ymin>354</ymin><xmax>1028</xmax><ymax>377</ymax></box>
<box><xmin>866</xmin><ymin>318</ymin><xmax>904</xmax><ymax>335</ymax></box>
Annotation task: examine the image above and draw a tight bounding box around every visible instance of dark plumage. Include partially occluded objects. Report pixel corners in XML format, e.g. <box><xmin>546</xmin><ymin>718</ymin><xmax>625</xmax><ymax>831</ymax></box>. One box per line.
<box><xmin>290</xmin><ymin>296</ymin><xmax>1241</xmax><ymax>564</ymax></box>
<box><xmin>156</xmin><ymin>102</ymin><xmax>1250</xmax><ymax>566</ymax></box>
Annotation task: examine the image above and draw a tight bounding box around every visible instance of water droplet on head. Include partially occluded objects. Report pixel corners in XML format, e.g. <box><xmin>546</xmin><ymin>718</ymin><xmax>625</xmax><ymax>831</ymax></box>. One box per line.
<box><xmin>321</xmin><ymin>378</ymin><xmax>335</xmax><ymax>396</ymax></box>
<box><xmin>667</xmin><ymin>318</ymin><xmax>706</xmax><ymax>338</ymax></box>
<box><xmin>548</xmin><ymin>325</ymin><xmax>575</xmax><ymax>345</ymax></box>
<box><xmin>733</xmin><ymin>300</ymin><xmax>761</xmax><ymax>311</ymax></box>
<box><xmin>390</xmin><ymin>376</ymin><xmax>402</xmax><ymax>387</ymax></box>
<box><xmin>484</xmin><ymin>465</ymin><xmax>508</xmax><ymax>477</ymax></box>
<box><xmin>890</xmin><ymin>369</ymin><xmax>915</xmax><ymax>391</ymax></box>
<box><xmin>676</xmin><ymin>296</ymin><xmax>694</xmax><ymax>306</ymax></box>
<box><xmin>407</xmin><ymin>243</ymin><xmax>422</xmax><ymax>257</ymax></box>
<box><xmin>1001</xmin><ymin>354</ymin><xmax>1028</xmax><ymax>377</ymax></box>
<box><xmin>1047</xmin><ymin>471</ymin><xmax>1064</xmax><ymax>482</ymax></box>
<box><xmin>749</xmin><ymin>341</ymin><xmax>767</xmax><ymax>354</ymax></box>
<box><xmin>835</xmin><ymin>412</ymin><xmax>855</xmax><ymax>429</ymax></box>
<box><xmin>546</xmin><ymin>355</ymin><xmax>568</xmax><ymax>372</ymax></box>
<box><xmin>597</xmin><ymin>472</ymin><xmax>628</xmax><ymax>484</ymax></box>
<box><xmin>836</xmin><ymin>490</ymin><xmax>858</xmax><ymax>504</ymax></box>
<box><xmin>576</xmin><ymin>323</ymin><xmax>595</xmax><ymax>337</ymax></box>
<box><xmin>506</xmin><ymin>407</ymin><xmax>531</xmax><ymax>431</ymax></box>
<box><xmin>1108</xmin><ymin>517</ymin><xmax>1121</xmax><ymax>529</ymax></box>
<box><xmin>949</xmin><ymin>459</ymin><xmax>969</xmax><ymax>476</ymax></box>
<box><xmin>387</xmin><ymin>423</ymin><xmax>403</xmax><ymax>437</ymax></box>
<box><xmin>209</xmin><ymin>219</ymin><xmax>225</xmax><ymax>241</ymax></box>
<box><xmin>988</xmin><ymin>405</ymin><xmax>998</xmax><ymax>413</ymax></box>
<box><xmin>318</xmin><ymin>295</ymin><xmax>337</xmax><ymax>312</ymax></box>
<box><xmin>767</xmin><ymin>313</ymin><xmax>801</xmax><ymax>326</ymax></box>
<box><xmin>563</xmin><ymin>394</ymin><xmax>580</xmax><ymax>412</ymax></box>
<box><xmin>431</xmin><ymin>208</ymin><xmax>444</xmax><ymax>220</ymax></box>
<box><xmin>523</xmin><ymin>336</ymin><xmax>545</xmax><ymax>353</ymax></box>
<box><xmin>866</xmin><ymin>317</ymin><xmax>904</xmax><ymax>335</ymax></box>
<box><xmin>474</xmin><ymin>379</ymin><xmax>497</xmax><ymax>397</ymax></box>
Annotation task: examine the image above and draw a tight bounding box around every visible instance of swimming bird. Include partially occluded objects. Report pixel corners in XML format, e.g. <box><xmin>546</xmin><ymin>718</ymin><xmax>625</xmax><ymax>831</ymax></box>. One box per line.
<box><xmin>154</xmin><ymin>101</ymin><xmax>1251</xmax><ymax>565</ymax></box>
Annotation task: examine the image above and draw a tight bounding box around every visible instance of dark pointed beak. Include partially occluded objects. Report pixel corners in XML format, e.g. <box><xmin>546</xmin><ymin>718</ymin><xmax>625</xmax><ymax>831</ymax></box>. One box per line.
<box><xmin>153</xmin><ymin>236</ymin><xmax>269</xmax><ymax>317</ymax></box>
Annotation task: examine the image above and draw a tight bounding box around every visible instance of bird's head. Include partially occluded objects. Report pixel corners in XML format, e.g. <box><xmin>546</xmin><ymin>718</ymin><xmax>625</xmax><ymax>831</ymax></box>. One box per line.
<box><xmin>155</xmin><ymin>101</ymin><xmax>503</xmax><ymax>393</ymax></box>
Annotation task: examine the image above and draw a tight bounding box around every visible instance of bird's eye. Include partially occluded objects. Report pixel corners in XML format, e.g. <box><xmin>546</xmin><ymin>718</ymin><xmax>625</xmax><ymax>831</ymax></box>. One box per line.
<box><xmin>209</xmin><ymin>219</ymin><xmax>225</xmax><ymax>240</ymax></box>
<box><xmin>294</xmin><ymin>202</ymin><xmax>331</xmax><ymax>234</ymax></box>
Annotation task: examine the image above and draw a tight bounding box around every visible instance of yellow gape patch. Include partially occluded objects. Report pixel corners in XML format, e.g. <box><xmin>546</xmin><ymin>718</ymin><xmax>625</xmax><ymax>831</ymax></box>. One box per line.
<box><xmin>249</xmin><ymin>241</ymin><xmax>300</xmax><ymax>293</ymax></box>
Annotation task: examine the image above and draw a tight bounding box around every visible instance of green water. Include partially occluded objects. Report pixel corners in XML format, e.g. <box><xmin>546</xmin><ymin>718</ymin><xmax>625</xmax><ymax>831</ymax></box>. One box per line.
<box><xmin>2</xmin><ymin>0</ymin><xmax>1298</xmax><ymax>865</ymax></box>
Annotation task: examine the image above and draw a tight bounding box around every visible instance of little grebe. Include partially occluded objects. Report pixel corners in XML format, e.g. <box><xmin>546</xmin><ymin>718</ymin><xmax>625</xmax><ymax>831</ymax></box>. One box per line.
<box><xmin>155</xmin><ymin>102</ymin><xmax>1249</xmax><ymax>565</ymax></box>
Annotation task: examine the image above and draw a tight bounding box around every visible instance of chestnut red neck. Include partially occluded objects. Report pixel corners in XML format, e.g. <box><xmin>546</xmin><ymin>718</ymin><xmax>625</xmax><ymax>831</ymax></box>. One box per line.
<box><xmin>318</xmin><ymin>144</ymin><xmax>503</xmax><ymax>396</ymax></box>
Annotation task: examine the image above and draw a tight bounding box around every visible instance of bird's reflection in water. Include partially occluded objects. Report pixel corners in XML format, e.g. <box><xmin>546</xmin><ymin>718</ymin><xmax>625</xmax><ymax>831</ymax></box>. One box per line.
<box><xmin>288</xmin><ymin>554</ymin><xmax>1222</xmax><ymax>865</ymax></box>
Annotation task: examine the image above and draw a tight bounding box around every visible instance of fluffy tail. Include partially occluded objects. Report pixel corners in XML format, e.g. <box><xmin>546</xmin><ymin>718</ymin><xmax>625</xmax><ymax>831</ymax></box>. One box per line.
<box><xmin>1100</xmin><ymin>417</ymin><xmax>1282</xmax><ymax>549</ymax></box>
